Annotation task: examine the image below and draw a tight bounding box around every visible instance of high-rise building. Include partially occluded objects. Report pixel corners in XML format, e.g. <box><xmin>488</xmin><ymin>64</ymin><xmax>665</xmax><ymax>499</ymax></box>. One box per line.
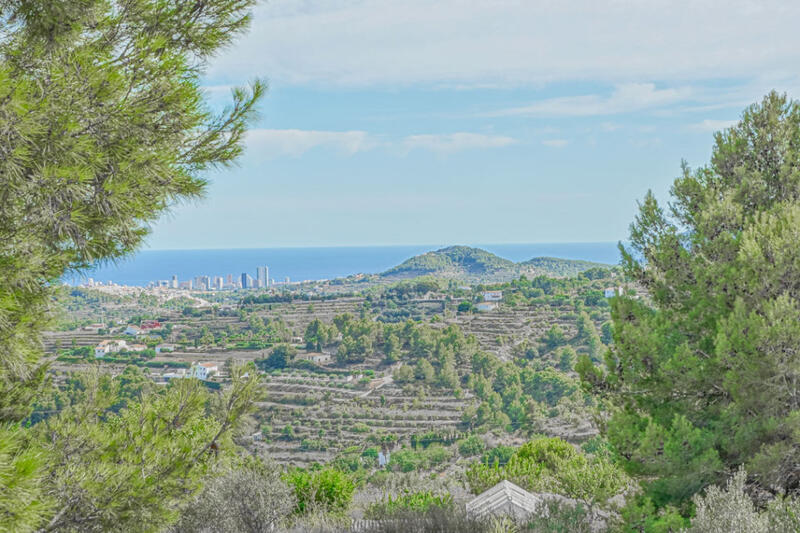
<box><xmin>171</xmin><ymin>275</ymin><xmax>178</xmax><ymax>289</ymax></box>
<box><xmin>241</xmin><ymin>273</ymin><xmax>249</xmax><ymax>289</ymax></box>
<box><xmin>214</xmin><ymin>276</ymin><xmax>224</xmax><ymax>290</ymax></box>
<box><xmin>257</xmin><ymin>266</ymin><xmax>270</xmax><ymax>289</ymax></box>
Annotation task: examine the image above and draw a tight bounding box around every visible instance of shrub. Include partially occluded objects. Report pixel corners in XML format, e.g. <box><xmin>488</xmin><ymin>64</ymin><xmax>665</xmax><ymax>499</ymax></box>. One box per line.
<box><xmin>170</xmin><ymin>459</ymin><xmax>294</xmax><ymax>533</ymax></box>
<box><xmin>524</xmin><ymin>499</ymin><xmax>593</xmax><ymax>533</ymax></box>
<box><xmin>466</xmin><ymin>437</ymin><xmax>630</xmax><ymax>503</ymax></box>
<box><xmin>457</xmin><ymin>435</ymin><xmax>486</xmax><ymax>457</ymax></box>
<box><xmin>365</xmin><ymin>490</ymin><xmax>453</xmax><ymax>519</ymax></box>
<box><xmin>390</xmin><ymin>449</ymin><xmax>422</xmax><ymax>473</ymax></box>
<box><xmin>283</xmin><ymin>467</ymin><xmax>355</xmax><ymax>515</ymax></box>
<box><xmin>685</xmin><ymin>470</ymin><xmax>800</xmax><ymax>533</ymax></box>
<box><xmin>481</xmin><ymin>445</ymin><xmax>515</xmax><ymax>467</ymax></box>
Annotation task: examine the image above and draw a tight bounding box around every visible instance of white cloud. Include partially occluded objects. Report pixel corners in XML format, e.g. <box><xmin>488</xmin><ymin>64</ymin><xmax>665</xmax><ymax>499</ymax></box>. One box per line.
<box><xmin>488</xmin><ymin>83</ymin><xmax>693</xmax><ymax>117</ymax></box>
<box><xmin>209</xmin><ymin>1</ymin><xmax>800</xmax><ymax>88</ymax></box>
<box><xmin>542</xmin><ymin>139</ymin><xmax>569</xmax><ymax>148</ymax></box>
<box><xmin>245</xmin><ymin>129</ymin><xmax>516</xmax><ymax>156</ymax></box>
<box><xmin>690</xmin><ymin>119</ymin><xmax>739</xmax><ymax>132</ymax></box>
<box><xmin>245</xmin><ymin>129</ymin><xmax>376</xmax><ymax>156</ymax></box>
<box><xmin>402</xmin><ymin>133</ymin><xmax>516</xmax><ymax>153</ymax></box>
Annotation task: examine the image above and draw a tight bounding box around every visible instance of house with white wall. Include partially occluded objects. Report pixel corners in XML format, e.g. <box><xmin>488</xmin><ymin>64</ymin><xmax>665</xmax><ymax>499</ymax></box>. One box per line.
<box><xmin>476</xmin><ymin>302</ymin><xmax>498</xmax><ymax>312</ymax></box>
<box><xmin>94</xmin><ymin>339</ymin><xmax>128</xmax><ymax>358</ymax></box>
<box><xmin>604</xmin><ymin>287</ymin><xmax>623</xmax><ymax>298</ymax></box>
<box><xmin>190</xmin><ymin>362</ymin><xmax>218</xmax><ymax>381</ymax></box>
<box><xmin>483</xmin><ymin>290</ymin><xmax>503</xmax><ymax>302</ymax></box>
<box><xmin>155</xmin><ymin>343</ymin><xmax>176</xmax><ymax>354</ymax></box>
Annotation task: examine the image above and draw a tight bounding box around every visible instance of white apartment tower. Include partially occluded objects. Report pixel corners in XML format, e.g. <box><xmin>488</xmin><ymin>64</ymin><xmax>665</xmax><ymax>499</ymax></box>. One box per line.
<box><xmin>257</xmin><ymin>265</ymin><xmax>269</xmax><ymax>288</ymax></box>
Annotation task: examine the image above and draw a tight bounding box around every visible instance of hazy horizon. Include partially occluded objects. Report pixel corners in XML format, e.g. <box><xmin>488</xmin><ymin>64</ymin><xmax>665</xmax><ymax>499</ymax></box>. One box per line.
<box><xmin>140</xmin><ymin>1</ymin><xmax>800</xmax><ymax>251</ymax></box>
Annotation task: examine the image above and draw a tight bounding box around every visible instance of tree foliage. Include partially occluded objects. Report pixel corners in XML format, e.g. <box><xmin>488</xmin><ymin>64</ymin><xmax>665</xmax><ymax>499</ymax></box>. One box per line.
<box><xmin>0</xmin><ymin>0</ymin><xmax>263</xmax><ymax>422</ymax></box>
<box><xmin>583</xmin><ymin>92</ymin><xmax>800</xmax><ymax>507</ymax></box>
<box><xmin>465</xmin><ymin>437</ymin><xmax>630</xmax><ymax>504</ymax></box>
<box><xmin>0</xmin><ymin>1</ymin><xmax>263</xmax><ymax>529</ymax></box>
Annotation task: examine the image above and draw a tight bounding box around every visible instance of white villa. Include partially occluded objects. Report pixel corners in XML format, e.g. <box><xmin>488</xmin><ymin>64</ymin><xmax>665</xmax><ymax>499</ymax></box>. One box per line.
<box><xmin>482</xmin><ymin>290</ymin><xmax>503</xmax><ymax>302</ymax></box>
<box><xmin>476</xmin><ymin>302</ymin><xmax>498</xmax><ymax>312</ymax></box>
<box><xmin>190</xmin><ymin>362</ymin><xmax>219</xmax><ymax>381</ymax></box>
<box><xmin>94</xmin><ymin>339</ymin><xmax>128</xmax><ymax>358</ymax></box>
<box><xmin>604</xmin><ymin>287</ymin><xmax>624</xmax><ymax>298</ymax></box>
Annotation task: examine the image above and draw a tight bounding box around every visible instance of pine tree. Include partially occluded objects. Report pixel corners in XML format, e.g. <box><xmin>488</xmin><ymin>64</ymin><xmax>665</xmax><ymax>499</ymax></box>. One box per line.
<box><xmin>582</xmin><ymin>92</ymin><xmax>800</xmax><ymax>507</ymax></box>
<box><xmin>0</xmin><ymin>2</ymin><xmax>263</xmax><ymax>530</ymax></box>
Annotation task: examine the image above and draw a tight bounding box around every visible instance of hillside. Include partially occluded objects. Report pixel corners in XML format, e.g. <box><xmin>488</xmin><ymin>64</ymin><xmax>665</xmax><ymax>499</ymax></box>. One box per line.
<box><xmin>382</xmin><ymin>246</ymin><xmax>611</xmax><ymax>281</ymax></box>
<box><xmin>521</xmin><ymin>256</ymin><xmax>611</xmax><ymax>277</ymax></box>
<box><xmin>381</xmin><ymin>246</ymin><xmax>517</xmax><ymax>279</ymax></box>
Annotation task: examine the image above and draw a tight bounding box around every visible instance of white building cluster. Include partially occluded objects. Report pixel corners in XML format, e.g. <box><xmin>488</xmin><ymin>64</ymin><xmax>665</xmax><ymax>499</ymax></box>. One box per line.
<box><xmin>149</xmin><ymin>264</ymin><xmax>274</xmax><ymax>291</ymax></box>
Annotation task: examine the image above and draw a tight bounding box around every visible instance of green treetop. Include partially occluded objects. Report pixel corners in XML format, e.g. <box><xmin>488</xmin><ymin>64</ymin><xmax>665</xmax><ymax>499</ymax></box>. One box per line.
<box><xmin>581</xmin><ymin>92</ymin><xmax>800</xmax><ymax>508</ymax></box>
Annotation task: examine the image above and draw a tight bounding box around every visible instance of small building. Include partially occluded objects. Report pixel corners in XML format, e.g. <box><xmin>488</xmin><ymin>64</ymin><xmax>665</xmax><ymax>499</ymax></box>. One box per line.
<box><xmin>163</xmin><ymin>369</ymin><xmax>188</xmax><ymax>380</ymax></box>
<box><xmin>604</xmin><ymin>287</ymin><xmax>623</xmax><ymax>298</ymax></box>
<box><xmin>124</xmin><ymin>325</ymin><xmax>142</xmax><ymax>336</ymax></box>
<box><xmin>155</xmin><ymin>343</ymin><xmax>176</xmax><ymax>354</ymax></box>
<box><xmin>140</xmin><ymin>320</ymin><xmax>162</xmax><ymax>331</ymax></box>
<box><xmin>94</xmin><ymin>339</ymin><xmax>128</xmax><ymax>358</ymax></box>
<box><xmin>483</xmin><ymin>290</ymin><xmax>503</xmax><ymax>302</ymax></box>
<box><xmin>378</xmin><ymin>451</ymin><xmax>390</xmax><ymax>468</ymax></box>
<box><xmin>466</xmin><ymin>480</ymin><xmax>542</xmax><ymax>521</ymax></box>
<box><xmin>305</xmin><ymin>352</ymin><xmax>332</xmax><ymax>364</ymax></box>
<box><xmin>190</xmin><ymin>362</ymin><xmax>218</xmax><ymax>381</ymax></box>
<box><xmin>476</xmin><ymin>302</ymin><xmax>498</xmax><ymax>312</ymax></box>
<box><xmin>127</xmin><ymin>344</ymin><xmax>148</xmax><ymax>352</ymax></box>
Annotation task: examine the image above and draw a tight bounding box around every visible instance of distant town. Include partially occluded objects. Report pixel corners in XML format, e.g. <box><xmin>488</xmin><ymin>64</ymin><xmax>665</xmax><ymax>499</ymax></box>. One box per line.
<box><xmin>81</xmin><ymin>264</ymin><xmax>309</xmax><ymax>291</ymax></box>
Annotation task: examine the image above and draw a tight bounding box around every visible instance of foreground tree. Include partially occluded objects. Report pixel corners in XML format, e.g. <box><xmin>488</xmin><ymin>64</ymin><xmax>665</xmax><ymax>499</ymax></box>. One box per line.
<box><xmin>0</xmin><ymin>1</ymin><xmax>263</xmax><ymax>530</ymax></box>
<box><xmin>37</xmin><ymin>363</ymin><xmax>261</xmax><ymax>532</ymax></box>
<box><xmin>581</xmin><ymin>92</ymin><xmax>800</xmax><ymax>508</ymax></box>
<box><xmin>0</xmin><ymin>0</ymin><xmax>263</xmax><ymax>420</ymax></box>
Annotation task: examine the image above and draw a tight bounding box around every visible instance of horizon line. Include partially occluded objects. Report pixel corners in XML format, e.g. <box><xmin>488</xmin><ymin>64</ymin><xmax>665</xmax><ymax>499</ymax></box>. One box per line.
<box><xmin>142</xmin><ymin>240</ymin><xmax>624</xmax><ymax>253</ymax></box>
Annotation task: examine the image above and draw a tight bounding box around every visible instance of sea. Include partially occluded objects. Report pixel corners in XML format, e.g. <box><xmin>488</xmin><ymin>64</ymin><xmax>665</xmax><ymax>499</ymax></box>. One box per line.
<box><xmin>67</xmin><ymin>242</ymin><xmax>623</xmax><ymax>287</ymax></box>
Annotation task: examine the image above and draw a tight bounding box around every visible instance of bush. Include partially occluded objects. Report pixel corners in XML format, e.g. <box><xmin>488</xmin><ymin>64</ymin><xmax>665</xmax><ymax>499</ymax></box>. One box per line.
<box><xmin>170</xmin><ymin>458</ymin><xmax>294</xmax><ymax>533</ymax></box>
<box><xmin>390</xmin><ymin>449</ymin><xmax>422</xmax><ymax>473</ymax></box>
<box><xmin>365</xmin><ymin>490</ymin><xmax>453</xmax><ymax>519</ymax></box>
<box><xmin>481</xmin><ymin>445</ymin><xmax>515</xmax><ymax>467</ymax></box>
<box><xmin>524</xmin><ymin>499</ymin><xmax>593</xmax><ymax>533</ymax></box>
<box><xmin>686</xmin><ymin>470</ymin><xmax>800</xmax><ymax>533</ymax></box>
<box><xmin>466</xmin><ymin>437</ymin><xmax>630</xmax><ymax>503</ymax></box>
<box><xmin>457</xmin><ymin>435</ymin><xmax>486</xmax><ymax>457</ymax></box>
<box><xmin>284</xmin><ymin>467</ymin><xmax>355</xmax><ymax>515</ymax></box>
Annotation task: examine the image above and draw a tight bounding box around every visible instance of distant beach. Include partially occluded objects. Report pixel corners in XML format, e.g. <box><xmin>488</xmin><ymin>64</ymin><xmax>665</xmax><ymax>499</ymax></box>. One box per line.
<box><xmin>67</xmin><ymin>242</ymin><xmax>622</xmax><ymax>287</ymax></box>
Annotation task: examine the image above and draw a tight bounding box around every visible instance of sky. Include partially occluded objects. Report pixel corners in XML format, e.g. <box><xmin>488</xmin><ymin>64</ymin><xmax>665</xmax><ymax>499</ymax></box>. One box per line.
<box><xmin>146</xmin><ymin>0</ymin><xmax>800</xmax><ymax>250</ymax></box>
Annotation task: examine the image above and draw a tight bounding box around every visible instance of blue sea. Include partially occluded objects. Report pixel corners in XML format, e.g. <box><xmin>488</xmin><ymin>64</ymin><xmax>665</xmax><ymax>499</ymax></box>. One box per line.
<box><xmin>68</xmin><ymin>242</ymin><xmax>623</xmax><ymax>287</ymax></box>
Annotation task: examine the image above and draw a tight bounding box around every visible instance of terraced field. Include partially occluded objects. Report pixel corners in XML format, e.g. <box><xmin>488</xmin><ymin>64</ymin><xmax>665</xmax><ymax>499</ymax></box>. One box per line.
<box><xmin>46</xmin><ymin>281</ymin><xmax>614</xmax><ymax>468</ymax></box>
<box><xmin>251</xmin><ymin>369</ymin><xmax>473</xmax><ymax>466</ymax></box>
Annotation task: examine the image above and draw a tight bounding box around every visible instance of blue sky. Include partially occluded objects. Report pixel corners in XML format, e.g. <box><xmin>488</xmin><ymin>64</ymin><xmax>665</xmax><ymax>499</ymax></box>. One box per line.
<box><xmin>147</xmin><ymin>0</ymin><xmax>800</xmax><ymax>249</ymax></box>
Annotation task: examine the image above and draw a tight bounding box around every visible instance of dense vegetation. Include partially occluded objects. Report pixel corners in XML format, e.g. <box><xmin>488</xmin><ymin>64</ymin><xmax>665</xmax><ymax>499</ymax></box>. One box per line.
<box><xmin>0</xmin><ymin>1</ymin><xmax>263</xmax><ymax>531</ymax></box>
<box><xmin>381</xmin><ymin>245</ymin><xmax>612</xmax><ymax>281</ymax></box>
<box><xmin>382</xmin><ymin>246</ymin><xmax>517</xmax><ymax>278</ymax></box>
<box><xmin>1</xmin><ymin>0</ymin><xmax>799</xmax><ymax>529</ymax></box>
<box><xmin>580</xmin><ymin>92</ymin><xmax>800</xmax><ymax>527</ymax></box>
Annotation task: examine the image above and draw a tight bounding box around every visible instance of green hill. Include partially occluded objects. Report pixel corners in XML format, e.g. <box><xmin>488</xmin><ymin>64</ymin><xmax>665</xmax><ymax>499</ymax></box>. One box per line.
<box><xmin>382</xmin><ymin>246</ymin><xmax>516</xmax><ymax>279</ymax></box>
<box><xmin>382</xmin><ymin>247</ymin><xmax>612</xmax><ymax>281</ymax></box>
<box><xmin>520</xmin><ymin>256</ymin><xmax>612</xmax><ymax>277</ymax></box>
